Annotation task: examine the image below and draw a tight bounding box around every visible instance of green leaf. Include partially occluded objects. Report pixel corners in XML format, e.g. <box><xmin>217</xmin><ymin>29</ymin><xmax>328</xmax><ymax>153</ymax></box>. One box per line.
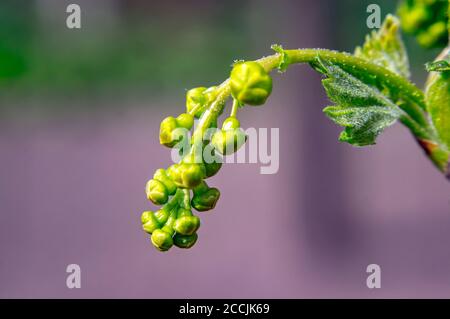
<box><xmin>425</xmin><ymin>49</ymin><xmax>450</xmax><ymax>152</ymax></box>
<box><xmin>354</xmin><ymin>15</ymin><xmax>410</xmax><ymax>78</ymax></box>
<box><xmin>314</xmin><ymin>58</ymin><xmax>401</xmax><ymax>147</ymax></box>
<box><xmin>324</xmin><ymin>106</ymin><xmax>400</xmax><ymax>146</ymax></box>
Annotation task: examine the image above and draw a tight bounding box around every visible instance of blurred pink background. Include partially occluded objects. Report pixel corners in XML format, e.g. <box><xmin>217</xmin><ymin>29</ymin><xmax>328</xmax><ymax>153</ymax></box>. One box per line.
<box><xmin>1</xmin><ymin>0</ymin><xmax>450</xmax><ymax>298</ymax></box>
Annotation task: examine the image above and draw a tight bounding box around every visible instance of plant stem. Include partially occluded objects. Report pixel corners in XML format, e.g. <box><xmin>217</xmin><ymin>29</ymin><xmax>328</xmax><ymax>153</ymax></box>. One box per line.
<box><xmin>181</xmin><ymin>189</ymin><xmax>191</xmax><ymax>209</ymax></box>
<box><xmin>164</xmin><ymin>189</ymin><xmax>182</xmax><ymax>210</ymax></box>
<box><xmin>191</xmin><ymin>48</ymin><xmax>449</xmax><ymax>173</ymax></box>
<box><xmin>266</xmin><ymin>49</ymin><xmax>435</xmax><ymax>141</ymax></box>
<box><xmin>230</xmin><ymin>99</ymin><xmax>239</xmax><ymax>118</ymax></box>
<box><xmin>191</xmin><ymin>81</ymin><xmax>230</xmax><ymax>144</ymax></box>
<box><xmin>271</xmin><ymin>50</ymin><xmax>427</xmax><ymax>121</ymax></box>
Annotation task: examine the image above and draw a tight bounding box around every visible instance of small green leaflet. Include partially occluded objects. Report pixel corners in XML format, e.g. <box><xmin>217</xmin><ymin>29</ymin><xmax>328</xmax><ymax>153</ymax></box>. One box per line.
<box><xmin>271</xmin><ymin>44</ymin><xmax>290</xmax><ymax>72</ymax></box>
<box><xmin>354</xmin><ymin>15</ymin><xmax>410</xmax><ymax>79</ymax></box>
<box><xmin>314</xmin><ymin>58</ymin><xmax>401</xmax><ymax>147</ymax></box>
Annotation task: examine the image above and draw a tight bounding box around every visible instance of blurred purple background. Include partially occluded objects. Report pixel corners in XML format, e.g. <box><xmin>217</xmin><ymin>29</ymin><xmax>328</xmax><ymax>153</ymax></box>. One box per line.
<box><xmin>1</xmin><ymin>0</ymin><xmax>450</xmax><ymax>298</ymax></box>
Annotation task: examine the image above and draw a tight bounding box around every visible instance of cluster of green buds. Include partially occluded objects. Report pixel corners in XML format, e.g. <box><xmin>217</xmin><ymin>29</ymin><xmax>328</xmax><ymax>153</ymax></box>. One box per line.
<box><xmin>141</xmin><ymin>4</ymin><xmax>450</xmax><ymax>251</ymax></box>
<box><xmin>398</xmin><ymin>0</ymin><xmax>449</xmax><ymax>48</ymax></box>
<box><xmin>141</xmin><ymin>192</ymin><xmax>201</xmax><ymax>251</ymax></box>
<box><xmin>141</xmin><ymin>60</ymin><xmax>273</xmax><ymax>251</ymax></box>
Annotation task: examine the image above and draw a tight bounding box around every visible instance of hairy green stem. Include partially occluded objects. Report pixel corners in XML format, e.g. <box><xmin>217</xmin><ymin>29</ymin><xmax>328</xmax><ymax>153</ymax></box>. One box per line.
<box><xmin>191</xmin><ymin>48</ymin><xmax>448</xmax><ymax>172</ymax></box>
<box><xmin>259</xmin><ymin>49</ymin><xmax>436</xmax><ymax>141</ymax></box>
<box><xmin>270</xmin><ymin>50</ymin><xmax>426</xmax><ymax>119</ymax></box>
<box><xmin>192</xmin><ymin>81</ymin><xmax>230</xmax><ymax>145</ymax></box>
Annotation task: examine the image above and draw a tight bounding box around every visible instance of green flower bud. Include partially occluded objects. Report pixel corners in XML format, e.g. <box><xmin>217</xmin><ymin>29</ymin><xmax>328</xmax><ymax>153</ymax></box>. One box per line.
<box><xmin>141</xmin><ymin>211</ymin><xmax>161</xmax><ymax>234</ymax></box>
<box><xmin>151</xmin><ymin>229</ymin><xmax>173</xmax><ymax>251</ymax></box>
<box><xmin>153</xmin><ymin>169</ymin><xmax>177</xmax><ymax>195</ymax></box>
<box><xmin>186</xmin><ymin>87</ymin><xmax>208</xmax><ymax>118</ymax></box>
<box><xmin>167</xmin><ymin>164</ymin><xmax>202</xmax><ymax>189</ymax></box>
<box><xmin>173</xmin><ymin>233</ymin><xmax>198</xmax><ymax>249</ymax></box>
<box><xmin>150</xmin><ymin>205</ymin><xmax>179</xmax><ymax>251</ymax></box>
<box><xmin>202</xmin><ymin>145</ymin><xmax>222</xmax><ymax>177</ymax></box>
<box><xmin>182</xmin><ymin>164</ymin><xmax>206</xmax><ymax>188</ymax></box>
<box><xmin>159</xmin><ymin>116</ymin><xmax>179</xmax><ymax>148</ymax></box>
<box><xmin>168</xmin><ymin>157</ymin><xmax>206</xmax><ymax>189</ymax></box>
<box><xmin>204</xmin><ymin>160</ymin><xmax>222</xmax><ymax>178</ymax></box>
<box><xmin>191</xmin><ymin>182</ymin><xmax>220</xmax><ymax>212</ymax></box>
<box><xmin>167</xmin><ymin>164</ymin><xmax>181</xmax><ymax>182</ymax></box>
<box><xmin>176</xmin><ymin>113</ymin><xmax>194</xmax><ymax>130</ymax></box>
<box><xmin>174</xmin><ymin>216</ymin><xmax>200</xmax><ymax>235</ymax></box>
<box><xmin>141</xmin><ymin>211</ymin><xmax>152</xmax><ymax>224</ymax></box>
<box><xmin>186</xmin><ymin>86</ymin><xmax>219</xmax><ymax>118</ymax></box>
<box><xmin>230</xmin><ymin>61</ymin><xmax>272</xmax><ymax>105</ymax></box>
<box><xmin>174</xmin><ymin>208</ymin><xmax>200</xmax><ymax>235</ymax></box>
<box><xmin>159</xmin><ymin>114</ymin><xmax>193</xmax><ymax>148</ymax></box>
<box><xmin>154</xmin><ymin>208</ymin><xmax>170</xmax><ymax>225</ymax></box>
<box><xmin>145</xmin><ymin>179</ymin><xmax>168</xmax><ymax>205</ymax></box>
<box><xmin>222</xmin><ymin>117</ymin><xmax>240</xmax><ymax>130</ymax></box>
<box><xmin>211</xmin><ymin>117</ymin><xmax>247</xmax><ymax>155</ymax></box>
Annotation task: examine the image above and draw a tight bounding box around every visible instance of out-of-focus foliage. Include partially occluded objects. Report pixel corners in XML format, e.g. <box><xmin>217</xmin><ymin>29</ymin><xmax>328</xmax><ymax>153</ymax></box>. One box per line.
<box><xmin>0</xmin><ymin>1</ymin><xmax>31</xmax><ymax>80</ymax></box>
<box><xmin>0</xmin><ymin>1</ymin><xmax>251</xmax><ymax>100</ymax></box>
<box><xmin>398</xmin><ymin>0</ymin><xmax>448</xmax><ymax>49</ymax></box>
